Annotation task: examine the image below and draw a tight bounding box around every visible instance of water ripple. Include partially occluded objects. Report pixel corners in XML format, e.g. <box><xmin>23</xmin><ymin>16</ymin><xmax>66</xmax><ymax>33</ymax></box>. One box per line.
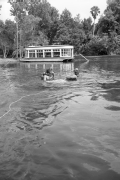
<box><xmin>0</xmin><ymin>59</ymin><xmax>120</xmax><ymax>179</ymax></box>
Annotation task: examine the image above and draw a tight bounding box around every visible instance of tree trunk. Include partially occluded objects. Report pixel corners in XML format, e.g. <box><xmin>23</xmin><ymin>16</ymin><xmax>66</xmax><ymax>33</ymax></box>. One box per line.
<box><xmin>3</xmin><ymin>46</ymin><xmax>9</xmax><ymax>58</ymax></box>
<box><xmin>93</xmin><ymin>19</ymin><xmax>95</xmax><ymax>37</ymax></box>
<box><xmin>3</xmin><ymin>46</ymin><xmax>6</xmax><ymax>58</ymax></box>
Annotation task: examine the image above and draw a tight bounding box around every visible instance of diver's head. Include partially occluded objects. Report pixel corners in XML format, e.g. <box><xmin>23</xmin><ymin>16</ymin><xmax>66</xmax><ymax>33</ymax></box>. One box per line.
<box><xmin>74</xmin><ymin>68</ymin><xmax>79</xmax><ymax>76</ymax></box>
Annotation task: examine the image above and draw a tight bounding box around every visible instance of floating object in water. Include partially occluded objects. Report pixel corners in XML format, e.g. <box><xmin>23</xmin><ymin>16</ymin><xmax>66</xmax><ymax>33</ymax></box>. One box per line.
<box><xmin>66</xmin><ymin>75</ymin><xmax>77</xmax><ymax>81</ymax></box>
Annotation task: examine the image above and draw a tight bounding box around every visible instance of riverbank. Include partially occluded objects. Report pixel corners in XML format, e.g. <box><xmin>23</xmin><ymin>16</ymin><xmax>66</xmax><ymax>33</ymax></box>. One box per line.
<box><xmin>1</xmin><ymin>55</ymin><xmax>120</xmax><ymax>63</ymax></box>
<box><xmin>0</xmin><ymin>58</ymin><xmax>18</xmax><ymax>64</ymax></box>
<box><xmin>75</xmin><ymin>54</ymin><xmax>120</xmax><ymax>61</ymax></box>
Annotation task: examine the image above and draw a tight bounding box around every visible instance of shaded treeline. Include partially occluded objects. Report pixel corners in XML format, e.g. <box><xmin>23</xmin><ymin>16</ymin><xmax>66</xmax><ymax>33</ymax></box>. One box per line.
<box><xmin>0</xmin><ymin>0</ymin><xmax>120</xmax><ymax>58</ymax></box>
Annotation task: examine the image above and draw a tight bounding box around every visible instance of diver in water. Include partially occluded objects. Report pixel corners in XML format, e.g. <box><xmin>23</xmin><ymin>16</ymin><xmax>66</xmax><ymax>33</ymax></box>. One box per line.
<box><xmin>66</xmin><ymin>68</ymin><xmax>79</xmax><ymax>81</ymax></box>
<box><xmin>42</xmin><ymin>67</ymin><xmax>54</xmax><ymax>81</ymax></box>
<box><xmin>42</xmin><ymin>67</ymin><xmax>79</xmax><ymax>81</ymax></box>
<box><xmin>74</xmin><ymin>68</ymin><xmax>79</xmax><ymax>76</ymax></box>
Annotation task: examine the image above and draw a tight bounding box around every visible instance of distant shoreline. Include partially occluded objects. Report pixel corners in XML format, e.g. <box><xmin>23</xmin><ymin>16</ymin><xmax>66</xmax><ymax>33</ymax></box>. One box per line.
<box><xmin>0</xmin><ymin>58</ymin><xmax>18</xmax><ymax>63</ymax></box>
<box><xmin>0</xmin><ymin>55</ymin><xmax>120</xmax><ymax>63</ymax></box>
<box><xmin>75</xmin><ymin>54</ymin><xmax>120</xmax><ymax>61</ymax></box>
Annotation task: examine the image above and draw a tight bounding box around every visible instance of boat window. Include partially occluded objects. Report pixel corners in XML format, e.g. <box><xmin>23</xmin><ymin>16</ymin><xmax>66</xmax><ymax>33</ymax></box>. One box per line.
<box><xmin>61</xmin><ymin>49</ymin><xmax>71</xmax><ymax>57</ymax></box>
<box><xmin>37</xmin><ymin>50</ymin><xmax>43</xmax><ymax>53</ymax></box>
<box><xmin>45</xmin><ymin>52</ymin><xmax>51</xmax><ymax>57</ymax></box>
<box><xmin>53</xmin><ymin>49</ymin><xmax>60</xmax><ymax>52</ymax></box>
<box><xmin>37</xmin><ymin>50</ymin><xmax>43</xmax><ymax>58</ymax></box>
<box><xmin>29</xmin><ymin>50</ymin><xmax>35</xmax><ymax>58</ymax></box>
<box><xmin>45</xmin><ymin>49</ymin><xmax>51</xmax><ymax>52</ymax></box>
<box><xmin>53</xmin><ymin>52</ymin><xmax>60</xmax><ymax>57</ymax></box>
<box><xmin>29</xmin><ymin>50</ymin><xmax>35</xmax><ymax>52</ymax></box>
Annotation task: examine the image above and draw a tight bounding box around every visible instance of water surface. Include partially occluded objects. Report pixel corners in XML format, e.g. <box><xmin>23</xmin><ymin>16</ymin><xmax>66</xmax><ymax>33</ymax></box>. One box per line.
<box><xmin>0</xmin><ymin>58</ymin><xmax>120</xmax><ymax>180</ymax></box>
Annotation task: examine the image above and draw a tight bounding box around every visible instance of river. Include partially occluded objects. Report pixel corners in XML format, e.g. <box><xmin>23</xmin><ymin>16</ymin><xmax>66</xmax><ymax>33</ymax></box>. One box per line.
<box><xmin>0</xmin><ymin>57</ymin><xmax>120</xmax><ymax>180</ymax></box>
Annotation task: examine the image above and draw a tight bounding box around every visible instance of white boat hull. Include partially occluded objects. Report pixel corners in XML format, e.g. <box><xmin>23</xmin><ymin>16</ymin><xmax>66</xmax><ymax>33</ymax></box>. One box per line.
<box><xmin>19</xmin><ymin>57</ymin><xmax>74</xmax><ymax>62</ymax></box>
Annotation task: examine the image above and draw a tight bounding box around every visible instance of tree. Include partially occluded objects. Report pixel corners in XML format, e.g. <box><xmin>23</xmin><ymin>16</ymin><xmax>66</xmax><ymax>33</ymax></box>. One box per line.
<box><xmin>55</xmin><ymin>9</ymin><xmax>74</xmax><ymax>44</ymax></box>
<box><xmin>74</xmin><ymin>14</ymin><xmax>81</xmax><ymax>24</ymax></box>
<box><xmin>8</xmin><ymin>0</ymin><xmax>59</xmax><ymax>45</ymax></box>
<box><xmin>97</xmin><ymin>10</ymin><xmax>118</xmax><ymax>36</ymax></box>
<box><xmin>0</xmin><ymin>20</ymin><xmax>16</xmax><ymax>58</ymax></box>
<box><xmin>81</xmin><ymin>17</ymin><xmax>92</xmax><ymax>35</ymax></box>
<box><xmin>47</xmin><ymin>7</ymin><xmax>59</xmax><ymax>44</ymax></box>
<box><xmin>21</xmin><ymin>15</ymin><xmax>47</xmax><ymax>46</ymax></box>
<box><xmin>0</xmin><ymin>5</ymin><xmax>2</xmax><ymax>15</ymax></box>
<box><xmin>107</xmin><ymin>0</ymin><xmax>116</xmax><ymax>5</ymax></box>
<box><xmin>55</xmin><ymin>23</ymin><xmax>71</xmax><ymax>44</ymax></box>
<box><xmin>28</xmin><ymin>0</ymin><xmax>59</xmax><ymax>44</ymax></box>
<box><xmin>70</xmin><ymin>28</ymin><xmax>86</xmax><ymax>54</ymax></box>
<box><xmin>60</xmin><ymin>9</ymin><xmax>73</xmax><ymax>27</ymax></box>
<box><xmin>106</xmin><ymin>0</ymin><xmax>120</xmax><ymax>34</ymax></box>
<box><xmin>95</xmin><ymin>0</ymin><xmax>120</xmax><ymax>54</ymax></box>
<box><xmin>81</xmin><ymin>36</ymin><xmax>108</xmax><ymax>56</ymax></box>
<box><xmin>8</xmin><ymin>0</ymin><xmax>27</xmax><ymax>58</ymax></box>
<box><xmin>90</xmin><ymin>6</ymin><xmax>100</xmax><ymax>37</ymax></box>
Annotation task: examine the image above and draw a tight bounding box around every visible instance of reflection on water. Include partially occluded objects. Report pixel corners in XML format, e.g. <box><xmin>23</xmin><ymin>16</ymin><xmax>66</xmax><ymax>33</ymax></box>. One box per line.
<box><xmin>20</xmin><ymin>61</ymin><xmax>74</xmax><ymax>79</ymax></box>
<box><xmin>23</xmin><ymin>62</ymin><xmax>74</xmax><ymax>71</ymax></box>
<box><xmin>0</xmin><ymin>58</ymin><xmax>120</xmax><ymax>180</ymax></box>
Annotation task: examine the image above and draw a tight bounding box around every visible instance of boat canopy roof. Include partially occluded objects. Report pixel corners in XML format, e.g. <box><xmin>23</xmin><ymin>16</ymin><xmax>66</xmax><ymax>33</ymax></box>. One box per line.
<box><xmin>25</xmin><ymin>45</ymin><xmax>74</xmax><ymax>50</ymax></box>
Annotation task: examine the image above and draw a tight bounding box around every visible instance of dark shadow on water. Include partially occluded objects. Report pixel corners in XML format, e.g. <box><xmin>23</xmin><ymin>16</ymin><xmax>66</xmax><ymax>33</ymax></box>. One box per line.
<box><xmin>105</xmin><ymin>105</ymin><xmax>120</xmax><ymax>111</ymax></box>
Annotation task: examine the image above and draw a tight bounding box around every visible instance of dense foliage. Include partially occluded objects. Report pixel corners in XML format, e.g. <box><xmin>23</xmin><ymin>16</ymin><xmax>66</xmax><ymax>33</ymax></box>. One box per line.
<box><xmin>0</xmin><ymin>0</ymin><xmax>120</xmax><ymax>57</ymax></box>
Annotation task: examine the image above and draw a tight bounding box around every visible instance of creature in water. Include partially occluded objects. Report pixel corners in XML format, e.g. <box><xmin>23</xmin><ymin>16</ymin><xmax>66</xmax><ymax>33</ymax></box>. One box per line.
<box><xmin>41</xmin><ymin>67</ymin><xmax>54</xmax><ymax>81</ymax></box>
